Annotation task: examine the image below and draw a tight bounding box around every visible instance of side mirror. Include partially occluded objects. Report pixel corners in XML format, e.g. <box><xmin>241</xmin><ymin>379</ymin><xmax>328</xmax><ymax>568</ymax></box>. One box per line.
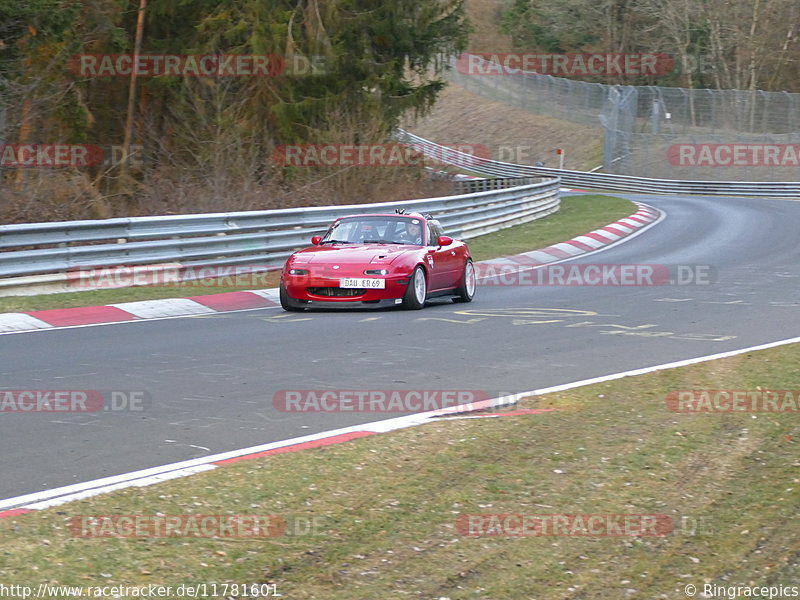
<box><xmin>311</xmin><ymin>235</ymin><xmax>322</xmax><ymax>245</ymax></box>
<box><xmin>437</xmin><ymin>235</ymin><xmax>453</xmax><ymax>246</ymax></box>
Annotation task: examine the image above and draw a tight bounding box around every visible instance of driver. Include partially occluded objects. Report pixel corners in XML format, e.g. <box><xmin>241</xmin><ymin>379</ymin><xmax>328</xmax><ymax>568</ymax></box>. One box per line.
<box><xmin>402</xmin><ymin>219</ymin><xmax>424</xmax><ymax>245</ymax></box>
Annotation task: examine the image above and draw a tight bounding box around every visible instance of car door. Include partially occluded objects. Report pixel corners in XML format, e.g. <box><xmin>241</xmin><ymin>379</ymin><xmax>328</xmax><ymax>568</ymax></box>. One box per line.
<box><xmin>426</xmin><ymin>221</ymin><xmax>461</xmax><ymax>291</ymax></box>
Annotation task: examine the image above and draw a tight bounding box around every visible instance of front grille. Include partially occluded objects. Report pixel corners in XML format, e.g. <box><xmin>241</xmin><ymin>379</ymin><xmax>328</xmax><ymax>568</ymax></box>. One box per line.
<box><xmin>307</xmin><ymin>287</ymin><xmax>366</xmax><ymax>297</ymax></box>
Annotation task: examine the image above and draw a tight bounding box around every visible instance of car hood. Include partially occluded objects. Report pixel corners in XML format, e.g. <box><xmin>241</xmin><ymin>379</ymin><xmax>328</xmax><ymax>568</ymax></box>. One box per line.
<box><xmin>290</xmin><ymin>244</ymin><xmax>418</xmax><ymax>265</ymax></box>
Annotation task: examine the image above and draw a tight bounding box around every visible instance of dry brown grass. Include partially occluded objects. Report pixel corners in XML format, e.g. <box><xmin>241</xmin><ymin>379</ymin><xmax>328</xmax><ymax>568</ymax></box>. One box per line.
<box><xmin>404</xmin><ymin>83</ymin><xmax>605</xmax><ymax>170</ymax></box>
<box><xmin>0</xmin><ymin>167</ymin><xmax>453</xmax><ymax>224</ymax></box>
<box><xmin>464</xmin><ymin>0</ymin><xmax>514</xmax><ymax>52</ymax></box>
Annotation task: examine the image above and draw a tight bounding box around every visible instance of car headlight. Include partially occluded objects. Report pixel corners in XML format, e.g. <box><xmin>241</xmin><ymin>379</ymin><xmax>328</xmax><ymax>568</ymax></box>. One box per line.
<box><xmin>288</xmin><ymin>268</ymin><xmax>309</xmax><ymax>275</ymax></box>
<box><xmin>364</xmin><ymin>269</ymin><xmax>389</xmax><ymax>276</ymax></box>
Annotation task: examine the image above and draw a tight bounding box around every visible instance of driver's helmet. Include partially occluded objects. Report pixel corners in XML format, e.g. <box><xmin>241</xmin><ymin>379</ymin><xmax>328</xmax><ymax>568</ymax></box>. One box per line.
<box><xmin>405</xmin><ymin>214</ymin><xmax>424</xmax><ymax>243</ymax></box>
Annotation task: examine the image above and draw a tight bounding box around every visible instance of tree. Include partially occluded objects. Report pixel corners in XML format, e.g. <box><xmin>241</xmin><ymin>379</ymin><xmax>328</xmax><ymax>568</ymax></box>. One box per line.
<box><xmin>1</xmin><ymin>0</ymin><xmax>469</xmax><ymax>211</ymax></box>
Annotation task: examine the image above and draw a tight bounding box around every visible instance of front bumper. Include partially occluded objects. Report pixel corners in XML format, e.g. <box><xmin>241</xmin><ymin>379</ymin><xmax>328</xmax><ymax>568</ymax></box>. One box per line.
<box><xmin>282</xmin><ymin>274</ymin><xmax>410</xmax><ymax>304</ymax></box>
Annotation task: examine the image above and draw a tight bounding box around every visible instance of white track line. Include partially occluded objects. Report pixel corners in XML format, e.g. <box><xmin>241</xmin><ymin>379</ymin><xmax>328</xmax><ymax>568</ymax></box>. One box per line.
<box><xmin>4</xmin><ymin>327</ymin><xmax>800</xmax><ymax>513</ymax></box>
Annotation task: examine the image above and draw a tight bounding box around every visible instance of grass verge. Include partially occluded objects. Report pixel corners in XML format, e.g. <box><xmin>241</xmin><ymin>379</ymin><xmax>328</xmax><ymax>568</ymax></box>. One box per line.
<box><xmin>0</xmin><ymin>194</ymin><xmax>633</xmax><ymax>313</ymax></box>
<box><xmin>1</xmin><ymin>343</ymin><xmax>797</xmax><ymax>599</ymax></box>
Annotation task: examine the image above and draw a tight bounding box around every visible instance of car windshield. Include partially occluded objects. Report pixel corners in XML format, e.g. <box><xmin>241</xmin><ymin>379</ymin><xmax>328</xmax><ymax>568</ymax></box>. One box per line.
<box><xmin>320</xmin><ymin>216</ymin><xmax>425</xmax><ymax>245</ymax></box>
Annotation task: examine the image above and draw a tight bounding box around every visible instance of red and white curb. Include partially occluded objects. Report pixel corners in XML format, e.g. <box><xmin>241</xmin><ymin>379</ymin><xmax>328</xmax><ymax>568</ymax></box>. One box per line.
<box><xmin>0</xmin><ymin>203</ymin><xmax>661</xmax><ymax>335</ymax></box>
<box><xmin>0</xmin><ymin>289</ymin><xmax>281</xmax><ymax>334</ymax></box>
<box><xmin>4</xmin><ymin>329</ymin><xmax>799</xmax><ymax>518</ymax></box>
<box><xmin>476</xmin><ymin>201</ymin><xmax>661</xmax><ymax>272</ymax></box>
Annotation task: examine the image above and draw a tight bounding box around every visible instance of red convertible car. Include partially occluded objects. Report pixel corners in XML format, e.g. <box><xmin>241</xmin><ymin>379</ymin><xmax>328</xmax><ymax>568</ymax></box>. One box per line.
<box><xmin>279</xmin><ymin>212</ymin><xmax>476</xmax><ymax>311</ymax></box>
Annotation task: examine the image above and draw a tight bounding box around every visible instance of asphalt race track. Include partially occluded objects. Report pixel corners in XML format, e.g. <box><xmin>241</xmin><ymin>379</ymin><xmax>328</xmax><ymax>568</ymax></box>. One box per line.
<box><xmin>2</xmin><ymin>192</ymin><xmax>800</xmax><ymax>501</ymax></box>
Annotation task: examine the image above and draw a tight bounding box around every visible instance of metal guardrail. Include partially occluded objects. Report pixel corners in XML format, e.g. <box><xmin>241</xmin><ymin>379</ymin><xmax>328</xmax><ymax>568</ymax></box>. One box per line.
<box><xmin>453</xmin><ymin>177</ymin><xmax>537</xmax><ymax>194</ymax></box>
<box><xmin>398</xmin><ymin>130</ymin><xmax>800</xmax><ymax>198</ymax></box>
<box><xmin>0</xmin><ymin>177</ymin><xmax>560</xmax><ymax>282</ymax></box>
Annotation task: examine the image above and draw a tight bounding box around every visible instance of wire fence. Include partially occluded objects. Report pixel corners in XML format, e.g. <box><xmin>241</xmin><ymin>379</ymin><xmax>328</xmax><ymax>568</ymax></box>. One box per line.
<box><xmin>448</xmin><ymin>56</ymin><xmax>800</xmax><ymax>181</ymax></box>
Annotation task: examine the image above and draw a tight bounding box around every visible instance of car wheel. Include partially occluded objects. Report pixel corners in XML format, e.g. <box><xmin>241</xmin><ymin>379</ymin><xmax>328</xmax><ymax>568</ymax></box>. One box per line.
<box><xmin>453</xmin><ymin>259</ymin><xmax>476</xmax><ymax>303</ymax></box>
<box><xmin>402</xmin><ymin>266</ymin><xmax>427</xmax><ymax>310</ymax></box>
<box><xmin>280</xmin><ymin>282</ymin><xmax>305</xmax><ymax>312</ymax></box>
